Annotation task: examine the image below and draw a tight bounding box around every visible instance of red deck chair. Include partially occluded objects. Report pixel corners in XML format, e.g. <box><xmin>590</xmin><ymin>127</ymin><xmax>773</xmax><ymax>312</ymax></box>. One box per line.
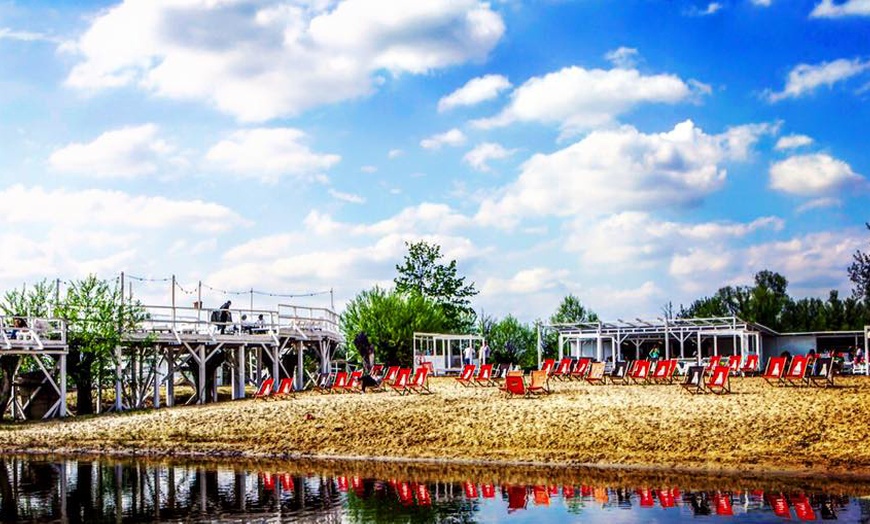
<box><xmin>571</xmin><ymin>357</ymin><xmax>591</xmax><ymax>380</ymax></box>
<box><xmin>681</xmin><ymin>365</ymin><xmax>706</xmax><ymax>394</ymax></box>
<box><xmin>541</xmin><ymin>358</ymin><xmax>555</xmax><ymax>376</ymax></box>
<box><xmin>727</xmin><ymin>355</ymin><xmax>742</xmax><ymax>376</ymax></box>
<box><xmin>313</xmin><ymin>372</ymin><xmax>333</xmax><ymax>394</ymax></box>
<box><xmin>273</xmin><ymin>377</ymin><xmax>294</xmax><ymax>397</ymax></box>
<box><xmin>383</xmin><ymin>366</ymin><xmax>400</xmax><ymax>382</ymax></box>
<box><xmin>705</xmin><ymin>356</ymin><xmax>722</xmax><ymax>375</ymax></box>
<box><xmin>342</xmin><ymin>370</ymin><xmax>363</xmax><ymax>393</ymax></box>
<box><xmin>407</xmin><ymin>366</ymin><xmax>432</xmax><ymax>394</ymax></box>
<box><xmin>473</xmin><ymin>363</ymin><xmax>495</xmax><ymax>387</ymax></box>
<box><xmin>629</xmin><ymin>360</ymin><xmax>651</xmax><ymax>384</ymax></box>
<box><xmin>503</xmin><ymin>374</ymin><xmax>528</xmax><ymax>398</ymax></box>
<box><xmin>369</xmin><ymin>364</ymin><xmax>384</xmax><ymax>379</ymax></box>
<box><xmin>651</xmin><ymin>359</ymin><xmax>678</xmax><ymax>384</ymax></box>
<box><xmin>254</xmin><ymin>378</ymin><xmax>274</xmax><ymax>398</ymax></box>
<box><xmin>762</xmin><ymin>356</ymin><xmax>787</xmax><ymax>386</ymax></box>
<box><xmin>330</xmin><ymin>371</ymin><xmax>348</xmax><ymax>393</ymax></box>
<box><xmin>585</xmin><ymin>362</ymin><xmax>606</xmax><ymax>384</ymax></box>
<box><xmin>388</xmin><ymin>368</ymin><xmax>412</xmax><ymax>395</ymax></box>
<box><xmin>792</xmin><ymin>494</ymin><xmax>816</xmax><ymax>521</ymax></box>
<box><xmin>527</xmin><ymin>370</ymin><xmax>550</xmax><ymax>395</ymax></box>
<box><xmin>740</xmin><ymin>354</ymin><xmax>759</xmax><ymax>376</ymax></box>
<box><xmin>783</xmin><ymin>355</ymin><xmax>811</xmax><ymax>387</ymax></box>
<box><xmin>550</xmin><ymin>358</ymin><xmax>572</xmax><ymax>380</ymax></box>
<box><xmin>455</xmin><ymin>364</ymin><xmax>475</xmax><ymax>387</ymax></box>
<box><xmin>706</xmin><ymin>365</ymin><xmax>731</xmax><ymax>394</ymax></box>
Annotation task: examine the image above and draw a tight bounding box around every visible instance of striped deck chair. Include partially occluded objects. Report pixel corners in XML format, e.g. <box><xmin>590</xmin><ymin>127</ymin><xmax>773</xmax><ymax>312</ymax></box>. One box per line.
<box><xmin>681</xmin><ymin>365</ymin><xmax>706</xmax><ymax>394</ymax></box>
<box><xmin>809</xmin><ymin>357</ymin><xmax>835</xmax><ymax>388</ymax></box>
<box><xmin>726</xmin><ymin>355</ymin><xmax>742</xmax><ymax>376</ymax></box>
<box><xmin>407</xmin><ymin>366</ymin><xmax>432</xmax><ymax>394</ymax></box>
<box><xmin>473</xmin><ymin>363</ymin><xmax>496</xmax><ymax>387</ymax></box>
<box><xmin>650</xmin><ymin>359</ymin><xmax>677</xmax><ymax>384</ymax></box>
<box><xmin>455</xmin><ymin>364</ymin><xmax>475</xmax><ymax>387</ymax></box>
<box><xmin>312</xmin><ymin>372</ymin><xmax>333</xmax><ymax>394</ymax></box>
<box><xmin>389</xmin><ymin>368</ymin><xmax>412</xmax><ymax>395</ymax></box>
<box><xmin>541</xmin><ymin>358</ymin><xmax>556</xmax><ymax>376</ymax></box>
<box><xmin>527</xmin><ymin>369</ymin><xmax>550</xmax><ymax>395</ymax></box>
<box><xmin>740</xmin><ymin>354</ymin><xmax>759</xmax><ymax>376</ymax></box>
<box><xmin>273</xmin><ymin>377</ymin><xmax>294</xmax><ymax>397</ymax></box>
<box><xmin>570</xmin><ymin>357</ymin><xmax>591</xmax><ymax>380</ymax></box>
<box><xmin>762</xmin><ymin>356</ymin><xmax>787</xmax><ymax>386</ymax></box>
<box><xmin>705</xmin><ymin>356</ymin><xmax>722</xmax><ymax>376</ymax></box>
<box><xmin>369</xmin><ymin>364</ymin><xmax>384</xmax><ymax>380</ymax></box>
<box><xmin>585</xmin><ymin>361</ymin><xmax>606</xmax><ymax>384</ymax></box>
<box><xmin>607</xmin><ymin>361</ymin><xmax>630</xmax><ymax>385</ymax></box>
<box><xmin>342</xmin><ymin>370</ymin><xmax>363</xmax><ymax>393</ymax></box>
<box><xmin>254</xmin><ymin>378</ymin><xmax>274</xmax><ymax>398</ymax></box>
<box><xmin>783</xmin><ymin>355</ymin><xmax>811</xmax><ymax>387</ymax></box>
<box><xmin>330</xmin><ymin>371</ymin><xmax>349</xmax><ymax>393</ymax></box>
<box><xmin>629</xmin><ymin>360</ymin><xmax>652</xmax><ymax>384</ymax></box>
<box><xmin>550</xmin><ymin>358</ymin><xmax>572</xmax><ymax>380</ymax></box>
<box><xmin>706</xmin><ymin>365</ymin><xmax>731</xmax><ymax>394</ymax></box>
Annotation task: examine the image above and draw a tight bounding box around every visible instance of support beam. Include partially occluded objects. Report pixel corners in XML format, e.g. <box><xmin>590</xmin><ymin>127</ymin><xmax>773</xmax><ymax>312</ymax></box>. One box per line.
<box><xmin>235</xmin><ymin>345</ymin><xmax>246</xmax><ymax>399</ymax></box>
<box><xmin>296</xmin><ymin>340</ymin><xmax>304</xmax><ymax>391</ymax></box>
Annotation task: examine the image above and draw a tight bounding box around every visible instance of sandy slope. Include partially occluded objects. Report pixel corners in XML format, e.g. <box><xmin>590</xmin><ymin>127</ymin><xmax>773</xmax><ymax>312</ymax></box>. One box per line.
<box><xmin>1</xmin><ymin>376</ymin><xmax>868</xmax><ymax>476</ymax></box>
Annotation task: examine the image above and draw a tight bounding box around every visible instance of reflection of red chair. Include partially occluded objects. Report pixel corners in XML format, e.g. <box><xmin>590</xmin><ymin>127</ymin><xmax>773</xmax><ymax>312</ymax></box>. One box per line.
<box><xmin>533</xmin><ymin>486</ymin><xmax>550</xmax><ymax>506</ymax></box>
<box><xmin>281</xmin><ymin>474</ymin><xmax>294</xmax><ymax>491</ymax></box>
<box><xmin>715</xmin><ymin>493</ymin><xmax>733</xmax><ymax>516</ymax></box>
<box><xmin>455</xmin><ymin>364</ymin><xmax>475</xmax><ymax>387</ymax></box>
<box><xmin>482</xmin><ymin>484</ymin><xmax>496</xmax><ymax>498</ymax></box>
<box><xmin>507</xmin><ymin>485</ymin><xmax>527</xmax><ymax>512</ymax></box>
<box><xmin>793</xmin><ymin>494</ymin><xmax>816</xmax><ymax>521</ymax></box>
<box><xmin>768</xmin><ymin>493</ymin><xmax>791</xmax><ymax>518</ymax></box>
<box><xmin>415</xmin><ymin>483</ymin><xmax>431</xmax><ymax>506</ymax></box>
<box><xmin>563</xmin><ymin>486</ymin><xmax>575</xmax><ymax>499</ymax></box>
<box><xmin>464</xmin><ymin>481</ymin><xmax>478</xmax><ymax>499</ymax></box>
<box><xmin>262</xmin><ymin>472</ymin><xmax>275</xmax><ymax>490</ymax></box>
<box><xmin>637</xmin><ymin>488</ymin><xmax>654</xmax><ymax>507</ymax></box>
<box><xmin>254</xmin><ymin>378</ymin><xmax>274</xmax><ymax>398</ymax></box>
<box><xmin>337</xmin><ymin>476</ymin><xmax>348</xmax><ymax>492</ymax></box>
<box><xmin>397</xmin><ymin>482</ymin><xmax>414</xmax><ymax>505</ymax></box>
<box><xmin>580</xmin><ymin>485</ymin><xmax>593</xmax><ymax>497</ymax></box>
<box><xmin>658</xmin><ymin>489</ymin><xmax>675</xmax><ymax>508</ymax></box>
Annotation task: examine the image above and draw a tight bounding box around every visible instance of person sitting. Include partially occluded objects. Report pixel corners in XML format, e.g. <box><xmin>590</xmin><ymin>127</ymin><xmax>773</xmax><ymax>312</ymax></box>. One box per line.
<box><xmin>240</xmin><ymin>314</ymin><xmax>256</xmax><ymax>334</ymax></box>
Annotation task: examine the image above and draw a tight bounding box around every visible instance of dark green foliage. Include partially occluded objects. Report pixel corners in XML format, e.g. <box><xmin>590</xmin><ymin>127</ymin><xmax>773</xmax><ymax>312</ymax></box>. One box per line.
<box><xmin>487</xmin><ymin>315</ymin><xmax>537</xmax><ymax>368</ymax></box>
<box><xmin>849</xmin><ymin>223</ymin><xmax>870</xmax><ymax>303</ymax></box>
<box><xmin>394</xmin><ymin>241</ymin><xmax>478</xmax><ymax>332</ymax></box>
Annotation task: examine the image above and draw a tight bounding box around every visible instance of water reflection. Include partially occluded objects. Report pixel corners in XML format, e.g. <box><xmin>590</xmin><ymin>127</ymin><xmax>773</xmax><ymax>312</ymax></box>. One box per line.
<box><xmin>0</xmin><ymin>455</ymin><xmax>867</xmax><ymax>522</ymax></box>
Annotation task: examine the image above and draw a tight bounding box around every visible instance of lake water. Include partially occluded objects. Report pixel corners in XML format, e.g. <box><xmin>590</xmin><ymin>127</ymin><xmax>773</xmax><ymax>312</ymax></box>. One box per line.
<box><xmin>1</xmin><ymin>455</ymin><xmax>868</xmax><ymax>522</ymax></box>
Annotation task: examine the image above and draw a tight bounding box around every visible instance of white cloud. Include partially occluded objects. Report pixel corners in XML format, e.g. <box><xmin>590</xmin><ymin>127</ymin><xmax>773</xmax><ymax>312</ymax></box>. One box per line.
<box><xmin>604</xmin><ymin>47</ymin><xmax>639</xmax><ymax>69</ymax></box>
<box><xmin>796</xmin><ymin>197</ymin><xmax>841</xmax><ymax>214</ymax></box>
<box><xmin>328</xmin><ymin>189</ymin><xmax>365</xmax><ymax>204</ymax></box>
<box><xmin>811</xmin><ymin>0</ymin><xmax>870</xmax><ymax>17</ymax></box>
<box><xmin>482</xmin><ymin>267</ymin><xmax>569</xmax><ymax>295</ymax></box>
<box><xmin>438</xmin><ymin>74</ymin><xmax>512</xmax><ymax>112</ymax></box>
<box><xmin>769</xmin><ymin>153</ymin><xmax>865</xmax><ymax>196</ymax></box>
<box><xmin>420</xmin><ymin>128</ymin><xmax>467</xmax><ymax>150</ymax></box>
<box><xmin>388</xmin><ymin>149</ymin><xmax>403</xmax><ymax>159</ymax></box>
<box><xmin>0</xmin><ymin>27</ymin><xmax>61</xmax><ymax>43</ymax></box>
<box><xmin>766</xmin><ymin>58</ymin><xmax>870</xmax><ymax>102</ymax></box>
<box><xmin>48</xmin><ymin>124</ymin><xmax>173</xmax><ymax>178</ymax></box>
<box><xmin>476</xmin><ymin>120</ymin><xmax>775</xmax><ymax>227</ymax></box>
<box><xmin>463</xmin><ymin>142</ymin><xmax>517</xmax><ymax>172</ymax></box>
<box><xmin>305</xmin><ymin>202</ymin><xmax>472</xmax><ymax>237</ymax></box>
<box><xmin>775</xmin><ymin>134</ymin><xmax>814</xmax><ymax>150</ymax></box>
<box><xmin>205</xmin><ymin>128</ymin><xmax>340</xmax><ymax>183</ymax></box>
<box><xmin>64</xmin><ymin>0</ymin><xmax>505</xmax><ymax>122</ymax></box>
<box><xmin>686</xmin><ymin>2</ymin><xmax>724</xmax><ymax>16</ymax></box>
<box><xmin>360</xmin><ymin>165</ymin><xmax>377</xmax><ymax>173</ymax></box>
<box><xmin>751</xmin><ymin>0</ymin><xmax>772</xmax><ymax>6</ymax></box>
<box><xmin>472</xmin><ymin>65</ymin><xmax>701</xmax><ymax>136</ymax></box>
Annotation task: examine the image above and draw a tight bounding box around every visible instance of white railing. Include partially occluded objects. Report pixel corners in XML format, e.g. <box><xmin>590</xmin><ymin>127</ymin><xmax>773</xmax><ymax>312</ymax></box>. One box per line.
<box><xmin>278</xmin><ymin>304</ymin><xmax>341</xmax><ymax>335</ymax></box>
<box><xmin>0</xmin><ymin>316</ymin><xmax>66</xmax><ymax>350</ymax></box>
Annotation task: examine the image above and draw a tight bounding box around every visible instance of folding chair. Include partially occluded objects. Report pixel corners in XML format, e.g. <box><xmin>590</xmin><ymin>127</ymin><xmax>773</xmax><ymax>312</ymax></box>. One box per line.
<box><xmin>407</xmin><ymin>366</ymin><xmax>432</xmax><ymax>394</ymax></box>
<box><xmin>808</xmin><ymin>357</ymin><xmax>835</xmax><ymax>388</ymax></box>
<box><xmin>389</xmin><ymin>368</ymin><xmax>412</xmax><ymax>395</ymax></box>
<box><xmin>273</xmin><ymin>377</ymin><xmax>294</xmax><ymax>397</ymax></box>
<box><xmin>570</xmin><ymin>357</ymin><xmax>591</xmax><ymax>380</ymax></box>
<box><xmin>762</xmin><ymin>356</ymin><xmax>787</xmax><ymax>386</ymax></box>
<box><xmin>585</xmin><ymin>362</ymin><xmax>606</xmax><ymax>384</ymax></box>
<box><xmin>342</xmin><ymin>370</ymin><xmax>363</xmax><ymax>393</ymax></box>
<box><xmin>369</xmin><ymin>364</ymin><xmax>384</xmax><ymax>380</ymax></box>
<box><xmin>312</xmin><ymin>372</ymin><xmax>333</xmax><ymax>394</ymax></box>
<box><xmin>726</xmin><ymin>355</ymin><xmax>742</xmax><ymax>376</ymax></box>
<box><xmin>550</xmin><ymin>358</ymin><xmax>572</xmax><ymax>380</ymax></box>
<box><xmin>704</xmin><ymin>356</ymin><xmax>722</xmax><ymax>376</ymax></box>
<box><xmin>740</xmin><ymin>354</ymin><xmax>759</xmax><ymax>376</ymax></box>
<box><xmin>540</xmin><ymin>358</ymin><xmax>555</xmax><ymax>376</ymax></box>
<box><xmin>492</xmin><ymin>363</ymin><xmax>512</xmax><ymax>382</ymax></box>
<box><xmin>527</xmin><ymin>369</ymin><xmax>550</xmax><ymax>395</ymax></box>
<box><xmin>629</xmin><ymin>360</ymin><xmax>651</xmax><ymax>384</ymax></box>
<box><xmin>607</xmin><ymin>361</ymin><xmax>630</xmax><ymax>384</ymax></box>
<box><xmin>783</xmin><ymin>355</ymin><xmax>811</xmax><ymax>387</ymax></box>
<box><xmin>705</xmin><ymin>365</ymin><xmax>731</xmax><ymax>394</ymax></box>
<box><xmin>681</xmin><ymin>365</ymin><xmax>706</xmax><ymax>394</ymax></box>
<box><xmin>473</xmin><ymin>363</ymin><xmax>496</xmax><ymax>387</ymax></box>
<box><xmin>455</xmin><ymin>364</ymin><xmax>475</xmax><ymax>387</ymax></box>
<box><xmin>330</xmin><ymin>371</ymin><xmax>349</xmax><ymax>393</ymax></box>
<box><xmin>650</xmin><ymin>359</ymin><xmax>677</xmax><ymax>384</ymax></box>
<box><xmin>254</xmin><ymin>378</ymin><xmax>274</xmax><ymax>398</ymax></box>
<box><xmin>503</xmin><ymin>374</ymin><xmax>528</xmax><ymax>398</ymax></box>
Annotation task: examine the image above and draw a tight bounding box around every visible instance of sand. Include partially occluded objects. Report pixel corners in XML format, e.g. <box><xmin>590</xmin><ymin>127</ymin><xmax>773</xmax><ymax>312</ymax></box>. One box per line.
<box><xmin>1</xmin><ymin>376</ymin><xmax>869</xmax><ymax>478</ymax></box>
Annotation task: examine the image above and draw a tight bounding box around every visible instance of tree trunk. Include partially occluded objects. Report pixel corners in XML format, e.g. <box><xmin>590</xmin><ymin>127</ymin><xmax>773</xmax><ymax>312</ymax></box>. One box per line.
<box><xmin>69</xmin><ymin>349</ymin><xmax>96</xmax><ymax>415</ymax></box>
<box><xmin>0</xmin><ymin>356</ymin><xmax>20</xmax><ymax>421</ymax></box>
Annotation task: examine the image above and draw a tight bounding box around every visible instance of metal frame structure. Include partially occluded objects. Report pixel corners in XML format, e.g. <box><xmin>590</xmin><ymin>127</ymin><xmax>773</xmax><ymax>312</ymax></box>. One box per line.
<box><xmin>0</xmin><ymin>315</ymin><xmax>68</xmax><ymax>420</ymax></box>
<box><xmin>413</xmin><ymin>332</ymin><xmax>485</xmax><ymax>375</ymax></box>
<box><xmin>539</xmin><ymin>316</ymin><xmax>772</xmax><ymax>367</ymax></box>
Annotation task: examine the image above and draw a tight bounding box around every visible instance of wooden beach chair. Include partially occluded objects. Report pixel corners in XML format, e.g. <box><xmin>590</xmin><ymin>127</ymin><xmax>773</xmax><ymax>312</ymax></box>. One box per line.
<box><xmin>808</xmin><ymin>357</ymin><xmax>835</xmax><ymax>388</ymax></box>
<box><xmin>503</xmin><ymin>374</ymin><xmax>528</xmax><ymax>398</ymax></box>
<box><xmin>342</xmin><ymin>370</ymin><xmax>363</xmax><ymax>393</ymax></box>
<box><xmin>389</xmin><ymin>368</ymin><xmax>412</xmax><ymax>395</ymax></box>
<box><xmin>473</xmin><ymin>363</ymin><xmax>496</xmax><ymax>387</ymax></box>
<box><xmin>650</xmin><ymin>359</ymin><xmax>677</xmax><ymax>384</ymax></box>
<box><xmin>330</xmin><ymin>371</ymin><xmax>349</xmax><ymax>393</ymax></box>
<box><xmin>254</xmin><ymin>378</ymin><xmax>274</xmax><ymax>398</ymax></box>
<box><xmin>607</xmin><ymin>361</ymin><xmax>630</xmax><ymax>384</ymax></box>
<box><xmin>550</xmin><ymin>358</ymin><xmax>572</xmax><ymax>380</ymax></box>
<box><xmin>570</xmin><ymin>357</ymin><xmax>591</xmax><ymax>380</ymax></box>
<box><xmin>407</xmin><ymin>366</ymin><xmax>432</xmax><ymax>394</ymax></box>
<box><xmin>541</xmin><ymin>358</ymin><xmax>556</xmax><ymax>376</ymax></box>
<box><xmin>527</xmin><ymin>369</ymin><xmax>550</xmax><ymax>395</ymax></box>
<box><xmin>681</xmin><ymin>365</ymin><xmax>706</xmax><ymax>394</ymax></box>
<box><xmin>273</xmin><ymin>377</ymin><xmax>294</xmax><ymax>397</ymax></box>
<box><xmin>455</xmin><ymin>364</ymin><xmax>475</xmax><ymax>387</ymax></box>
<box><xmin>783</xmin><ymin>355</ymin><xmax>811</xmax><ymax>387</ymax></box>
<box><xmin>740</xmin><ymin>354</ymin><xmax>759</xmax><ymax>376</ymax></box>
<box><xmin>726</xmin><ymin>355</ymin><xmax>742</xmax><ymax>376</ymax></box>
<box><xmin>762</xmin><ymin>356</ymin><xmax>787</xmax><ymax>386</ymax></box>
<box><xmin>629</xmin><ymin>359</ymin><xmax>652</xmax><ymax>384</ymax></box>
<box><xmin>585</xmin><ymin>361</ymin><xmax>606</xmax><ymax>384</ymax></box>
<box><xmin>705</xmin><ymin>365</ymin><xmax>731</xmax><ymax>394</ymax></box>
<box><xmin>312</xmin><ymin>372</ymin><xmax>333</xmax><ymax>394</ymax></box>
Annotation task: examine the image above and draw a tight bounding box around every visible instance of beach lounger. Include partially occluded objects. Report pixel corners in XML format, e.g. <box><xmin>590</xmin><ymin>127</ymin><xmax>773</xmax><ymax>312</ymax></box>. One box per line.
<box><xmin>455</xmin><ymin>364</ymin><xmax>475</xmax><ymax>387</ymax></box>
<box><xmin>762</xmin><ymin>356</ymin><xmax>787</xmax><ymax>386</ymax></box>
<box><xmin>783</xmin><ymin>355</ymin><xmax>811</xmax><ymax>387</ymax></box>
<box><xmin>585</xmin><ymin>361</ymin><xmax>606</xmax><ymax>384</ymax></box>
<box><xmin>740</xmin><ymin>354</ymin><xmax>759</xmax><ymax>376</ymax></box>
<box><xmin>330</xmin><ymin>371</ymin><xmax>349</xmax><ymax>393</ymax></box>
<box><xmin>407</xmin><ymin>366</ymin><xmax>432</xmax><ymax>394</ymax></box>
<box><xmin>273</xmin><ymin>377</ymin><xmax>294</xmax><ymax>397</ymax></box>
<box><xmin>540</xmin><ymin>358</ymin><xmax>555</xmax><ymax>376</ymax></box>
<box><xmin>527</xmin><ymin>369</ymin><xmax>550</xmax><ymax>395</ymax></box>
<box><xmin>706</xmin><ymin>365</ymin><xmax>731</xmax><ymax>394</ymax></box>
<box><xmin>726</xmin><ymin>355</ymin><xmax>742</xmax><ymax>376</ymax></box>
<box><xmin>650</xmin><ymin>359</ymin><xmax>677</xmax><ymax>384</ymax></box>
<box><xmin>550</xmin><ymin>358</ymin><xmax>572</xmax><ymax>380</ymax></box>
<box><xmin>503</xmin><ymin>374</ymin><xmax>528</xmax><ymax>398</ymax></box>
<box><xmin>607</xmin><ymin>361</ymin><xmax>630</xmax><ymax>384</ymax></box>
<box><xmin>629</xmin><ymin>359</ymin><xmax>651</xmax><ymax>384</ymax></box>
<box><xmin>389</xmin><ymin>368</ymin><xmax>412</xmax><ymax>395</ymax></box>
<box><xmin>254</xmin><ymin>378</ymin><xmax>274</xmax><ymax>398</ymax></box>
<box><xmin>704</xmin><ymin>356</ymin><xmax>722</xmax><ymax>376</ymax></box>
<box><xmin>313</xmin><ymin>372</ymin><xmax>333</xmax><ymax>394</ymax></box>
<box><xmin>808</xmin><ymin>357</ymin><xmax>835</xmax><ymax>388</ymax></box>
<box><xmin>473</xmin><ymin>363</ymin><xmax>496</xmax><ymax>387</ymax></box>
<box><xmin>570</xmin><ymin>357</ymin><xmax>591</xmax><ymax>380</ymax></box>
<box><xmin>342</xmin><ymin>370</ymin><xmax>363</xmax><ymax>393</ymax></box>
<box><xmin>681</xmin><ymin>365</ymin><xmax>706</xmax><ymax>394</ymax></box>
<box><xmin>369</xmin><ymin>364</ymin><xmax>384</xmax><ymax>380</ymax></box>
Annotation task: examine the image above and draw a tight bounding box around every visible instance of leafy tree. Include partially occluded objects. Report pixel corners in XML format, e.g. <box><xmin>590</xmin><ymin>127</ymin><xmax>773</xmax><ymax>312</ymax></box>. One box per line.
<box><xmin>340</xmin><ymin>287</ymin><xmax>448</xmax><ymax>367</ymax></box>
<box><xmin>394</xmin><ymin>241</ymin><xmax>478</xmax><ymax>331</ymax></box>
<box><xmin>545</xmin><ymin>294</ymin><xmax>598</xmax><ymax>358</ymax></box>
<box><xmin>848</xmin><ymin>222</ymin><xmax>870</xmax><ymax>304</ymax></box>
<box><xmin>488</xmin><ymin>315</ymin><xmax>536</xmax><ymax>368</ymax></box>
<box><xmin>747</xmin><ymin>270</ymin><xmax>789</xmax><ymax>330</ymax></box>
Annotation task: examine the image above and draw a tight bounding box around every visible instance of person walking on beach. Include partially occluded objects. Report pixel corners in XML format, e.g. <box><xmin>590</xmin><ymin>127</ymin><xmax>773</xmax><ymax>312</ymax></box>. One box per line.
<box><xmin>464</xmin><ymin>344</ymin><xmax>474</xmax><ymax>366</ymax></box>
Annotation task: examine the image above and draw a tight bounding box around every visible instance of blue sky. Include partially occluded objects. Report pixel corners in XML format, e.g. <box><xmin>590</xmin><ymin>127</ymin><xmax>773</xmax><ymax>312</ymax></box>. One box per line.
<box><xmin>0</xmin><ymin>0</ymin><xmax>868</xmax><ymax>321</ymax></box>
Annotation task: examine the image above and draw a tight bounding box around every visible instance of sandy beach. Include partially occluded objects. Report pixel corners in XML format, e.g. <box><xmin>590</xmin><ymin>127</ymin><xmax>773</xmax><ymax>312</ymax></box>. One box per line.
<box><xmin>1</xmin><ymin>376</ymin><xmax>868</xmax><ymax>478</ymax></box>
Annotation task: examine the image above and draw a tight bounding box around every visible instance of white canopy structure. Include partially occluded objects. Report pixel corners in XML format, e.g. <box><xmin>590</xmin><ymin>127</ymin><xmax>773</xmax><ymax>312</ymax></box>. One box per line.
<box><xmin>413</xmin><ymin>332</ymin><xmax>485</xmax><ymax>375</ymax></box>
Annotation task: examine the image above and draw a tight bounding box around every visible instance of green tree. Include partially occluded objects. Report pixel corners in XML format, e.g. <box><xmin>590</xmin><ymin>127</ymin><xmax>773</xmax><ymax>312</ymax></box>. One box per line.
<box><xmin>340</xmin><ymin>287</ymin><xmax>448</xmax><ymax>367</ymax></box>
<box><xmin>488</xmin><ymin>315</ymin><xmax>536</xmax><ymax>368</ymax></box>
<box><xmin>748</xmin><ymin>270</ymin><xmax>789</xmax><ymax>330</ymax></box>
<box><xmin>848</xmin><ymin>222</ymin><xmax>870</xmax><ymax>303</ymax></box>
<box><xmin>546</xmin><ymin>294</ymin><xmax>598</xmax><ymax>359</ymax></box>
<box><xmin>394</xmin><ymin>241</ymin><xmax>478</xmax><ymax>331</ymax></box>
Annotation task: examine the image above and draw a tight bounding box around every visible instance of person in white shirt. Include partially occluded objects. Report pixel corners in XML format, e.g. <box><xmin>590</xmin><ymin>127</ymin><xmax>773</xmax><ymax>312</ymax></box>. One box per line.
<box><xmin>464</xmin><ymin>345</ymin><xmax>474</xmax><ymax>366</ymax></box>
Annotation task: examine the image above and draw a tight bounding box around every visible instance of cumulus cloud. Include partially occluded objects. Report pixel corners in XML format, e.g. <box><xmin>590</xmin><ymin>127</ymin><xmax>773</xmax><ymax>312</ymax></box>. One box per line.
<box><xmin>438</xmin><ymin>74</ymin><xmax>511</xmax><ymax>112</ymax></box>
<box><xmin>420</xmin><ymin>128</ymin><xmax>467</xmax><ymax>150</ymax></box>
<box><xmin>766</xmin><ymin>58</ymin><xmax>870</xmax><ymax>102</ymax></box>
<box><xmin>811</xmin><ymin>0</ymin><xmax>870</xmax><ymax>17</ymax></box>
<box><xmin>796</xmin><ymin>197</ymin><xmax>841</xmax><ymax>214</ymax></box>
<box><xmin>769</xmin><ymin>153</ymin><xmax>865</xmax><ymax>196</ymax></box>
<box><xmin>205</xmin><ymin>128</ymin><xmax>340</xmax><ymax>183</ymax></box>
<box><xmin>64</xmin><ymin>0</ymin><xmax>505</xmax><ymax>122</ymax></box>
<box><xmin>388</xmin><ymin>149</ymin><xmax>403</xmax><ymax>159</ymax></box>
<box><xmin>476</xmin><ymin>120</ymin><xmax>776</xmax><ymax>227</ymax></box>
<box><xmin>686</xmin><ymin>2</ymin><xmax>724</xmax><ymax>16</ymax></box>
<box><xmin>775</xmin><ymin>134</ymin><xmax>814</xmax><ymax>150</ymax></box>
<box><xmin>482</xmin><ymin>267</ymin><xmax>569</xmax><ymax>295</ymax></box>
<box><xmin>463</xmin><ymin>142</ymin><xmax>517</xmax><ymax>172</ymax></box>
<box><xmin>604</xmin><ymin>47</ymin><xmax>639</xmax><ymax>69</ymax></box>
<box><xmin>48</xmin><ymin>124</ymin><xmax>173</xmax><ymax>178</ymax></box>
<box><xmin>0</xmin><ymin>27</ymin><xmax>62</xmax><ymax>43</ymax></box>
<box><xmin>328</xmin><ymin>189</ymin><xmax>365</xmax><ymax>204</ymax></box>
<box><xmin>472</xmin><ymin>65</ymin><xmax>702</xmax><ymax>136</ymax></box>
